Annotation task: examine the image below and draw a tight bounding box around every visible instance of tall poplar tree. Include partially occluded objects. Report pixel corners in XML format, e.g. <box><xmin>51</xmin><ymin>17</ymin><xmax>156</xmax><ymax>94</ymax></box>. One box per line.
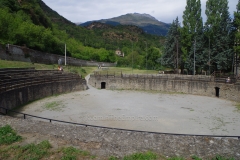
<box><xmin>234</xmin><ymin>0</ymin><xmax>240</xmax><ymax>56</ymax></box>
<box><xmin>234</xmin><ymin>0</ymin><xmax>240</xmax><ymax>75</ymax></box>
<box><xmin>162</xmin><ymin>17</ymin><xmax>181</xmax><ymax>70</ymax></box>
<box><xmin>205</xmin><ymin>0</ymin><xmax>233</xmax><ymax>71</ymax></box>
<box><xmin>181</xmin><ymin>0</ymin><xmax>204</xmax><ymax>74</ymax></box>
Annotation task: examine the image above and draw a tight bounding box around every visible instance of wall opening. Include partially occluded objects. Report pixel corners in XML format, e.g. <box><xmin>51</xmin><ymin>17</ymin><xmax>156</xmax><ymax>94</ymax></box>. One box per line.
<box><xmin>215</xmin><ymin>87</ymin><xmax>220</xmax><ymax>97</ymax></box>
<box><xmin>101</xmin><ymin>82</ymin><xmax>106</xmax><ymax>89</ymax></box>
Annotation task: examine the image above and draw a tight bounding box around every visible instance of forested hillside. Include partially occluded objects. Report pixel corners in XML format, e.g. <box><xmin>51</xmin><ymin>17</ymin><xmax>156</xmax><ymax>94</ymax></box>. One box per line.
<box><xmin>0</xmin><ymin>0</ymin><xmax>165</xmax><ymax>69</ymax></box>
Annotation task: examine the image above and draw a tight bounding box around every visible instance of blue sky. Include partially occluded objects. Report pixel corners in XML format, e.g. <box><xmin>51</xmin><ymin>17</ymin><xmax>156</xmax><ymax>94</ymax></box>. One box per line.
<box><xmin>42</xmin><ymin>0</ymin><xmax>238</xmax><ymax>24</ymax></box>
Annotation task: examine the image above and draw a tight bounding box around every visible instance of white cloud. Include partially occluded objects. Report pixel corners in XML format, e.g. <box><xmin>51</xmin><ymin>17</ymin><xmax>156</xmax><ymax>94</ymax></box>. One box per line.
<box><xmin>41</xmin><ymin>0</ymin><xmax>238</xmax><ymax>24</ymax></box>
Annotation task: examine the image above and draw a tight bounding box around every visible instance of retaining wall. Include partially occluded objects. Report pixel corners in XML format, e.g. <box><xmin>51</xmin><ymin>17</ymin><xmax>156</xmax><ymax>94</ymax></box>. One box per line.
<box><xmin>0</xmin><ymin>44</ymin><xmax>116</xmax><ymax>67</ymax></box>
<box><xmin>89</xmin><ymin>75</ymin><xmax>240</xmax><ymax>102</ymax></box>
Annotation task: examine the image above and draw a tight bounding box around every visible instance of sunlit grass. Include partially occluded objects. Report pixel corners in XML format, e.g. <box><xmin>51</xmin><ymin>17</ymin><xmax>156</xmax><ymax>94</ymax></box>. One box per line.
<box><xmin>94</xmin><ymin>67</ymin><xmax>159</xmax><ymax>76</ymax></box>
<box><xmin>0</xmin><ymin>60</ymin><xmax>159</xmax><ymax>78</ymax></box>
<box><xmin>0</xmin><ymin>59</ymin><xmax>56</xmax><ymax>70</ymax></box>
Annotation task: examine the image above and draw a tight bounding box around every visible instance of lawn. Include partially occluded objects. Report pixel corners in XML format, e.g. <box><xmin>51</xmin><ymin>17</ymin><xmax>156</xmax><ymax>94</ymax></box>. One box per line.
<box><xmin>0</xmin><ymin>59</ymin><xmax>159</xmax><ymax>77</ymax></box>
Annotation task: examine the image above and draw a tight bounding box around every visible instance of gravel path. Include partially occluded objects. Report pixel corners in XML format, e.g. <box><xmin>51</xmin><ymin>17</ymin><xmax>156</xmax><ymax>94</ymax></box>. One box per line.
<box><xmin>14</xmin><ymin>83</ymin><xmax>240</xmax><ymax>136</ymax></box>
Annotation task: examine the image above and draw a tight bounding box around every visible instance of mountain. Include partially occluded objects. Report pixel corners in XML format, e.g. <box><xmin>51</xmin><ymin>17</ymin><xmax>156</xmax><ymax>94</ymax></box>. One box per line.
<box><xmin>80</xmin><ymin>13</ymin><xmax>170</xmax><ymax>36</ymax></box>
<box><xmin>0</xmin><ymin>0</ymin><xmax>165</xmax><ymax>69</ymax></box>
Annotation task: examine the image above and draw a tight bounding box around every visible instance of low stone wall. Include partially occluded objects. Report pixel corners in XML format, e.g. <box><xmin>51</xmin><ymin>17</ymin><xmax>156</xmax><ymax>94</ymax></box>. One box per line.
<box><xmin>0</xmin><ymin>80</ymin><xmax>87</xmax><ymax>113</ymax></box>
<box><xmin>0</xmin><ymin>44</ymin><xmax>116</xmax><ymax>67</ymax></box>
<box><xmin>0</xmin><ymin>116</ymin><xmax>239</xmax><ymax>159</ymax></box>
<box><xmin>89</xmin><ymin>75</ymin><xmax>240</xmax><ymax>102</ymax></box>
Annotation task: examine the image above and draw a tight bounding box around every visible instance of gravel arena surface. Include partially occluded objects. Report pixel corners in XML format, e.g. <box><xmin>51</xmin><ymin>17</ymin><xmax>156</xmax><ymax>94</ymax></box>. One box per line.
<box><xmin>14</xmin><ymin>84</ymin><xmax>240</xmax><ymax>136</ymax></box>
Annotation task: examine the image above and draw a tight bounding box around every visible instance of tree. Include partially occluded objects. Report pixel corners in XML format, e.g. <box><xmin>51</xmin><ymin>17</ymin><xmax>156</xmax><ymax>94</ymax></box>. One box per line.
<box><xmin>205</xmin><ymin>0</ymin><xmax>233</xmax><ymax>71</ymax></box>
<box><xmin>234</xmin><ymin>0</ymin><xmax>240</xmax><ymax>75</ymax></box>
<box><xmin>162</xmin><ymin>17</ymin><xmax>181</xmax><ymax>71</ymax></box>
<box><xmin>181</xmin><ymin>0</ymin><xmax>204</xmax><ymax>74</ymax></box>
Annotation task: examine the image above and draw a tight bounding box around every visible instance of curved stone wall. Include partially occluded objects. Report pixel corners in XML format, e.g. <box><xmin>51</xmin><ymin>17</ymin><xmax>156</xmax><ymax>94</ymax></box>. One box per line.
<box><xmin>89</xmin><ymin>75</ymin><xmax>240</xmax><ymax>102</ymax></box>
<box><xmin>0</xmin><ymin>76</ymin><xmax>87</xmax><ymax>114</ymax></box>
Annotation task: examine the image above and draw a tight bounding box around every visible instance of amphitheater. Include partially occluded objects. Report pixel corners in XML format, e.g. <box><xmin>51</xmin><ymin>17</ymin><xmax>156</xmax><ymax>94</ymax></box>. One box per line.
<box><xmin>0</xmin><ymin>68</ymin><xmax>240</xmax><ymax>159</ymax></box>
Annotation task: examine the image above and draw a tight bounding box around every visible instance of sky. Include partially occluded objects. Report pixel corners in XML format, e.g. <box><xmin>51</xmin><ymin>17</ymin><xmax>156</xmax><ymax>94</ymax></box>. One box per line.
<box><xmin>41</xmin><ymin>0</ymin><xmax>238</xmax><ymax>24</ymax></box>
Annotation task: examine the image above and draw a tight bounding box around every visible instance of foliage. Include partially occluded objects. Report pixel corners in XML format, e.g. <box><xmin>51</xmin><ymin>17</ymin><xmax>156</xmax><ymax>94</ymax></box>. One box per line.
<box><xmin>0</xmin><ymin>0</ymin><xmax>165</xmax><ymax>69</ymax></box>
<box><xmin>205</xmin><ymin>0</ymin><xmax>234</xmax><ymax>71</ymax></box>
<box><xmin>0</xmin><ymin>125</ymin><xmax>22</xmax><ymax>145</ymax></box>
<box><xmin>234</xmin><ymin>0</ymin><xmax>240</xmax><ymax>58</ymax></box>
<box><xmin>181</xmin><ymin>0</ymin><xmax>204</xmax><ymax>74</ymax></box>
<box><xmin>162</xmin><ymin>17</ymin><xmax>181</xmax><ymax>70</ymax></box>
<box><xmin>162</xmin><ymin>0</ymin><xmax>238</xmax><ymax>74</ymax></box>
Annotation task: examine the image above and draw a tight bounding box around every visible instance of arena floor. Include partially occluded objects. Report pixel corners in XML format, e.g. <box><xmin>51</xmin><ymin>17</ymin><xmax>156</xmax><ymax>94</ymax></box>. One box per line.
<box><xmin>16</xmin><ymin>83</ymin><xmax>240</xmax><ymax>136</ymax></box>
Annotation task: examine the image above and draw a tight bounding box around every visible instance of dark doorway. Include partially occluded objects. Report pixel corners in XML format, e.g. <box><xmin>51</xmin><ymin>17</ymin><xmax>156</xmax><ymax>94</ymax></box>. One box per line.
<box><xmin>215</xmin><ymin>87</ymin><xmax>220</xmax><ymax>97</ymax></box>
<box><xmin>101</xmin><ymin>82</ymin><xmax>106</xmax><ymax>89</ymax></box>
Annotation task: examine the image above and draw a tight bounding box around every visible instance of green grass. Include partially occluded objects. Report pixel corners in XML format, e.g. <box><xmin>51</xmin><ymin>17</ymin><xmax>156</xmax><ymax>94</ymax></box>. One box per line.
<box><xmin>0</xmin><ymin>141</ymin><xmax>51</xmax><ymax>160</ymax></box>
<box><xmin>123</xmin><ymin>152</ymin><xmax>158</xmax><ymax>160</ymax></box>
<box><xmin>211</xmin><ymin>155</ymin><xmax>235</xmax><ymax>160</ymax></box>
<box><xmin>0</xmin><ymin>59</ymin><xmax>56</xmax><ymax>70</ymax></box>
<box><xmin>15</xmin><ymin>140</ymin><xmax>51</xmax><ymax>160</ymax></box>
<box><xmin>191</xmin><ymin>155</ymin><xmax>202</xmax><ymax>160</ymax></box>
<box><xmin>0</xmin><ymin>141</ymin><xmax>93</xmax><ymax>160</ymax></box>
<box><xmin>43</xmin><ymin>101</ymin><xmax>65</xmax><ymax>111</ymax></box>
<box><xmin>0</xmin><ymin>125</ymin><xmax>22</xmax><ymax>145</ymax></box>
<box><xmin>109</xmin><ymin>152</ymin><xmax>158</xmax><ymax>160</ymax></box>
<box><xmin>61</xmin><ymin>146</ymin><xmax>90</xmax><ymax>160</ymax></box>
<box><xmin>0</xmin><ymin>59</ymin><xmax>160</xmax><ymax>78</ymax></box>
<box><xmin>0</xmin><ymin>59</ymin><xmax>96</xmax><ymax>78</ymax></box>
<box><xmin>95</xmin><ymin>67</ymin><xmax>159</xmax><ymax>76</ymax></box>
<box><xmin>167</xmin><ymin>157</ymin><xmax>185</xmax><ymax>160</ymax></box>
<box><xmin>235</xmin><ymin>103</ymin><xmax>240</xmax><ymax>112</ymax></box>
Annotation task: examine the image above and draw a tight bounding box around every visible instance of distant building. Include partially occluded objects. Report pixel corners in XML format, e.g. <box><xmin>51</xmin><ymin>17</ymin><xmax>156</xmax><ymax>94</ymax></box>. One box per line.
<box><xmin>115</xmin><ymin>49</ymin><xmax>124</xmax><ymax>57</ymax></box>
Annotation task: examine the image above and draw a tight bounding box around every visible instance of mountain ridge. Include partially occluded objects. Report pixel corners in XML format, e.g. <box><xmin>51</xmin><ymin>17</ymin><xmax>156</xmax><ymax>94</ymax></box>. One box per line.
<box><xmin>80</xmin><ymin>13</ymin><xmax>170</xmax><ymax>36</ymax></box>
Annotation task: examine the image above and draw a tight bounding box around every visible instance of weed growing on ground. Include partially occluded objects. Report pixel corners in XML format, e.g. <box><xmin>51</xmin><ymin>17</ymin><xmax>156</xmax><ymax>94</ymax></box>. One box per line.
<box><xmin>17</xmin><ymin>140</ymin><xmax>51</xmax><ymax>159</ymax></box>
<box><xmin>211</xmin><ymin>155</ymin><xmax>235</xmax><ymax>160</ymax></box>
<box><xmin>43</xmin><ymin>101</ymin><xmax>65</xmax><ymax>111</ymax></box>
<box><xmin>192</xmin><ymin>155</ymin><xmax>202</xmax><ymax>160</ymax></box>
<box><xmin>235</xmin><ymin>103</ymin><xmax>240</xmax><ymax>112</ymax></box>
<box><xmin>109</xmin><ymin>151</ymin><xmax>158</xmax><ymax>160</ymax></box>
<box><xmin>123</xmin><ymin>151</ymin><xmax>158</xmax><ymax>160</ymax></box>
<box><xmin>61</xmin><ymin>146</ymin><xmax>90</xmax><ymax>160</ymax></box>
<box><xmin>0</xmin><ymin>125</ymin><xmax>22</xmax><ymax>145</ymax></box>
